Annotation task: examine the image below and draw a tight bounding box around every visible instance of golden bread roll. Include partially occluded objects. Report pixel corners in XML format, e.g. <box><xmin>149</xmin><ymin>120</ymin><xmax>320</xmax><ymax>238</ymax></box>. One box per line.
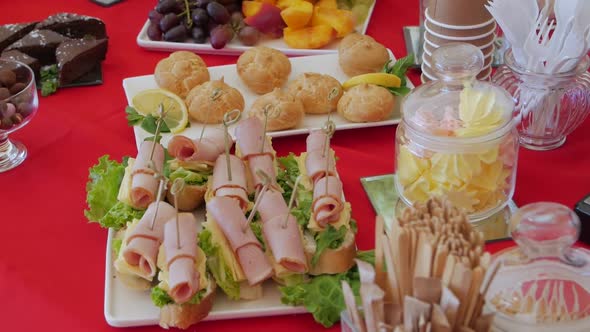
<box><xmin>154</xmin><ymin>51</ymin><xmax>210</xmax><ymax>98</ymax></box>
<box><xmin>185</xmin><ymin>77</ymin><xmax>245</xmax><ymax>123</ymax></box>
<box><xmin>287</xmin><ymin>73</ymin><xmax>343</xmax><ymax>114</ymax></box>
<box><xmin>237</xmin><ymin>46</ymin><xmax>291</xmax><ymax>94</ymax></box>
<box><xmin>248</xmin><ymin>88</ymin><xmax>305</xmax><ymax>131</ymax></box>
<box><xmin>337</xmin><ymin>84</ymin><xmax>394</xmax><ymax>122</ymax></box>
<box><xmin>338</xmin><ymin>33</ymin><xmax>390</xmax><ymax>77</ymax></box>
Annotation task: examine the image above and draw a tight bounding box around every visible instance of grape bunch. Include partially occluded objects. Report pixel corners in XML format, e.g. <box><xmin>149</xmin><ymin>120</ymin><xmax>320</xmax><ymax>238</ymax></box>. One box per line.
<box><xmin>147</xmin><ymin>0</ymin><xmax>261</xmax><ymax>49</ymax></box>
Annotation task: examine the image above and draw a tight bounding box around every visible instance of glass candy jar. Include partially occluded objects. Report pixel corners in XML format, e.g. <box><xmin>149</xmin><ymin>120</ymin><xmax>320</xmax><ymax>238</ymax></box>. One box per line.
<box><xmin>484</xmin><ymin>202</ymin><xmax>590</xmax><ymax>332</ymax></box>
<box><xmin>492</xmin><ymin>49</ymin><xmax>590</xmax><ymax>150</ymax></box>
<box><xmin>395</xmin><ymin>43</ymin><xmax>518</xmax><ymax>222</ymax></box>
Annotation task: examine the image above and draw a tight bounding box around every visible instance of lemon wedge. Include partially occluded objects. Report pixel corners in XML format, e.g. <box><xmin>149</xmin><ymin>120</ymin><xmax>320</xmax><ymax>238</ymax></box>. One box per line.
<box><xmin>342</xmin><ymin>73</ymin><xmax>401</xmax><ymax>90</ymax></box>
<box><xmin>131</xmin><ymin>89</ymin><xmax>188</xmax><ymax>134</ymax></box>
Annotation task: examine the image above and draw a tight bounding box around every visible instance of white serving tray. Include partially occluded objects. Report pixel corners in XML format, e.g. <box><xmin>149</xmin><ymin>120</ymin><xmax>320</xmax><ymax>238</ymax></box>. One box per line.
<box><xmin>104</xmin><ymin>209</ymin><xmax>307</xmax><ymax>327</ymax></box>
<box><xmin>136</xmin><ymin>1</ymin><xmax>377</xmax><ymax>56</ymax></box>
<box><xmin>122</xmin><ymin>51</ymin><xmax>411</xmax><ymax>151</ymax></box>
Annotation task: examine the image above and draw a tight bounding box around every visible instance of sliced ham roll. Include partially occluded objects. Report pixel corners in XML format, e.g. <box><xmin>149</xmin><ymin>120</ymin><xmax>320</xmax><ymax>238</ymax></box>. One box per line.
<box><xmin>305</xmin><ymin>150</ymin><xmax>336</xmax><ymax>184</ymax></box>
<box><xmin>235</xmin><ymin>116</ymin><xmax>273</xmax><ymax>159</ymax></box>
<box><xmin>131</xmin><ymin>141</ymin><xmax>165</xmax><ymax>209</ymax></box>
<box><xmin>207</xmin><ymin>196</ymin><xmax>273</xmax><ymax>285</ymax></box>
<box><xmin>248</xmin><ymin>154</ymin><xmax>277</xmax><ymax>190</ymax></box>
<box><xmin>168</xmin><ymin>127</ymin><xmax>227</xmax><ymax>163</ymax></box>
<box><xmin>163</xmin><ymin>213</ymin><xmax>200</xmax><ymax>304</ymax></box>
<box><xmin>257</xmin><ymin>189</ymin><xmax>307</xmax><ymax>273</ymax></box>
<box><xmin>312</xmin><ymin>175</ymin><xmax>344</xmax><ymax>227</ymax></box>
<box><xmin>123</xmin><ymin>201</ymin><xmax>176</xmax><ymax>279</ymax></box>
<box><xmin>211</xmin><ymin>154</ymin><xmax>248</xmax><ymax>210</ymax></box>
<box><xmin>306</xmin><ymin>129</ymin><xmax>328</xmax><ymax>153</ymax></box>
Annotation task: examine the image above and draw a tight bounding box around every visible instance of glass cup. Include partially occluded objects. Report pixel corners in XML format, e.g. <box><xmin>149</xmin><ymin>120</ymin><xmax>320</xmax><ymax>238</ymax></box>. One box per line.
<box><xmin>0</xmin><ymin>59</ymin><xmax>39</xmax><ymax>172</ymax></box>
<box><xmin>492</xmin><ymin>49</ymin><xmax>590</xmax><ymax>150</ymax></box>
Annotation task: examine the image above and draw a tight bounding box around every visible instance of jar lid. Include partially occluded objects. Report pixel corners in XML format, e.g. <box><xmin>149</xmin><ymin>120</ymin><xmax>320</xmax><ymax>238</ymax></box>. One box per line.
<box><xmin>484</xmin><ymin>202</ymin><xmax>590</xmax><ymax>331</ymax></box>
<box><xmin>403</xmin><ymin>43</ymin><xmax>514</xmax><ymax>142</ymax></box>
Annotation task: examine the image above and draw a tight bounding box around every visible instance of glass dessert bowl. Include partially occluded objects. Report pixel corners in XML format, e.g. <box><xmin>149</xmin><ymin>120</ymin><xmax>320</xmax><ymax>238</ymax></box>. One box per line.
<box><xmin>0</xmin><ymin>59</ymin><xmax>39</xmax><ymax>172</ymax></box>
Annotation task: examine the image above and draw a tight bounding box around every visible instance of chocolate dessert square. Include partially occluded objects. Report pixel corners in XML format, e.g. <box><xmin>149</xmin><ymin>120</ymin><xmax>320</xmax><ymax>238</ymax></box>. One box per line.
<box><xmin>56</xmin><ymin>37</ymin><xmax>108</xmax><ymax>85</ymax></box>
<box><xmin>36</xmin><ymin>13</ymin><xmax>107</xmax><ymax>39</ymax></box>
<box><xmin>1</xmin><ymin>50</ymin><xmax>41</xmax><ymax>78</ymax></box>
<box><xmin>5</xmin><ymin>29</ymin><xmax>68</xmax><ymax>65</ymax></box>
<box><xmin>0</xmin><ymin>22</ymin><xmax>38</xmax><ymax>52</ymax></box>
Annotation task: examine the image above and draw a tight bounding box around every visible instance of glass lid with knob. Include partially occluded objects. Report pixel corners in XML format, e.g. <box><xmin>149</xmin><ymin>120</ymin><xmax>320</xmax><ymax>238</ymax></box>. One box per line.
<box><xmin>484</xmin><ymin>202</ymin><xmax>590</xmax><ymax>332</ymax></box>
<box><xmin>402</xmin><ymin>43</ymin><xmax>514</xmax><ymax>142</ymax></box>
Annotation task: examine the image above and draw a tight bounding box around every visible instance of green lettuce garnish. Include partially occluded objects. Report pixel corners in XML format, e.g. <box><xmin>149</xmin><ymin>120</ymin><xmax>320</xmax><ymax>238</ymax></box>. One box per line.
<box><xmin>169</xmin><ymin>167</ymin><xmax>209</xmax><ymax>186</ymax></box>
<box><xmin>112</xmin><ymin>238</ymin><xmax>123</xmax><ymax>257</ymax></box>
<box><xmin>291</xmin><ymin>189</ymin><xmax>312</xmax><ymax>227</ymax></box>
<box><xmin>280</xmin><ymin>268</ymin><xmax>361</xmax><ymax>328</ymax></box>
<box><xmin>382</xmin><ymin>54</ymin><xmax>415</xmax><ymax>96</ymax></box>
<box><xmin>312</xmin><ymin>225</ymin><xmax>348</xmax><ymax>266</ymax></box>
<box><xmin>250</xmin><ymin>219</ymin><xmax>266</xmax><ymax>251</ymax></box>
<box><xmin>198</xmin><ymin>229</ymin><xmax>240</xmax><ymax>300</ymax></box>
<box><xmin>151</xmin><ymin>286</ymin><xmax>206</xmax><ymax>307</ymax></box>
<box><xmin>100</xmin><ymin>201</ymin><xmax>145</xmax><ymax>229</ymax></box>
<box><xmin>277</xmin><ymin>153</ymin><xmax>301</xmax><ymax>202</ymax></box>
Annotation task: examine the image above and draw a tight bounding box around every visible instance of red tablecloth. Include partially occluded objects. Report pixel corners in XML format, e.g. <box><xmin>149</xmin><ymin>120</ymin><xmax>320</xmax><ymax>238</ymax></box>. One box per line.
<box><xmin>1</xmin><ymin>0</ymin><xmax>589</xmax><ymax>331</ymax></box>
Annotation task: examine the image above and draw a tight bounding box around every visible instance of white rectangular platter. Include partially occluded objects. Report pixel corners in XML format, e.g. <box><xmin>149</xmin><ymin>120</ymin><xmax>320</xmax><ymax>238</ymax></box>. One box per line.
<box><xmin>123</xmin><ymin>51</ymin><xmax>411</xmax><ymax>151</ymax></box>
<box><xmin>104</xmin><ymin>213</ymin><xmax>307</xmax><ymax>327</ymax></box>
<box><xmin>136</xmin><ymin>1</ymin><xmax>377</xmax><ymax>56</ymax></box>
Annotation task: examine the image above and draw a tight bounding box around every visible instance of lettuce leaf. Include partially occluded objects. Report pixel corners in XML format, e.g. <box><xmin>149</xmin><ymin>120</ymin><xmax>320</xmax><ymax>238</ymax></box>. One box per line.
<box><xmin>249</xmin><ymin>219</ymin><xmax>265</xmax><ymax>251</ymax></box>
<box><xmin>112</xmin><ymin>238</ymin><xmax>123</xmax><ymax>257</ymax></box>
<box><xmin>84</xmin><ymin>155</ymin><xmax>126</xmax><ymax>224</ymax></box>
<box><xmin>280</xmin><ymin>268</ymin><xmax>361</xmax><ymax>328</ymax></box>
<box><xmin>169</xmin><ymin>167</ymin><xmax>209</xmax><ymax>186</ymax></box>
<box><xmin>198</xmin><ymin>229</ymin><xmax>240</xmax><ymax>300</ymax></box>
<box><xmin>277</xmin><ymin>153</ymin><xmax>301</xmax><ymax>202</ymax></box>
<box><xmin>100</xmin><ymin>201</ymin><xmax>145</xmax><ymax>229</ymax></box>
<box><xmin>312</xmin><ymin>225</ymin><xmax>348</xmax><ymax>266</ymax></box>
<box><xmin>151</xmin><ymin>286</ymin><xmax>206</xmax><ymax>307</ymax></box>
<box><xmin>291</xmin><ymin>189</ymin><xmax>312</xmax><ymax>227</ymax></box>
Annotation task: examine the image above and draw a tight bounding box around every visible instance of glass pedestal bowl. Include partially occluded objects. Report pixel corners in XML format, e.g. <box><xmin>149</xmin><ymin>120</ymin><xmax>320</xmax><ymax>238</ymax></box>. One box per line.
<box><xmin>0</xmin><ymin>59</ymin><xmax>39</xmax><ymax>172</ymax></box>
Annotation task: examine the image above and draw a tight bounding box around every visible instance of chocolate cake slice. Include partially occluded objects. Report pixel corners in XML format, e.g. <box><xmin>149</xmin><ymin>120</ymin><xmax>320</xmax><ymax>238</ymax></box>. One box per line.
<box><xmin>56</xmin><ymin>37</ymin><xmax>108</xmax><ymax>85</ymax></box>
<box><xmin>1</xmin><ymin>50</ymin><xmax>41</xmax><ymax>78</ymax></box>
<box><xmin>5</xmin><ymin>29</ymin><xmax>68</xmax><ymax>65</ymax></box>
<box><xmin>0</xmin><ymin>22</ymin><xmax>38</xmax><ymax>52</ymax></box>
<box><xmin>36</xmin><ymin>13</ymin><xmax>106</xmax><ymax>39</ymax></box>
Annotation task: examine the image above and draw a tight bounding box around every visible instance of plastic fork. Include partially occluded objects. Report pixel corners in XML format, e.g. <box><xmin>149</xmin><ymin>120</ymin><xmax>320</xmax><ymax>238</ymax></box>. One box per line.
<box><xmin>523</xmin><ymin>5</ymin><xmax>555</xmax><ymax>71</ymax></box>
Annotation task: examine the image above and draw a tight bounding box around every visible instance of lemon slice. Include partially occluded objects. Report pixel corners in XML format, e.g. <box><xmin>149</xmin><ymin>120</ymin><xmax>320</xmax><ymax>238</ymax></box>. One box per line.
<box><xmin>342</xmin><ymin>73</ymin><xmax>401</xmax><ymax>90</ymax></box>
<box><xmin>131</xmin><ymin>89</ymin><xmax>188</xmax><ymax>134</ymax></box>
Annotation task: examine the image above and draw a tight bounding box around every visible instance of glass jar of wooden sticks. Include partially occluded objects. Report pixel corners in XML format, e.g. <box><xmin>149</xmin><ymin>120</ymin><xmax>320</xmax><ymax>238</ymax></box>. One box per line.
<box><xmin>483</xmin><ymin>202</ymin><xmax>590</xmax><ymax>332</ymax></box>
<box><xmin>341</xmin><ymin>197</ymin><xmax>496</xmax><ymax>332</ymax></box>
<box><xmin>394</xmin><ymin>43</ymin><xmax>517</xmax><ymax>222</ymax></box>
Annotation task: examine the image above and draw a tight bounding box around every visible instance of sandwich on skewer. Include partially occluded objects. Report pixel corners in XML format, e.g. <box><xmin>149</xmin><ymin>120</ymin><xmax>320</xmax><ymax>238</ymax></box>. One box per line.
<box><xmin>200</xmin><ymin>196</ymin><xmax>273</xmax><ymax>300</ymax></box>
<box><xmin>166</xmin><ymin>126</ymin><xmax>229</xmax><ymax>211</ymax></box>
<box><xmin>127</xmin><ymin>140</ymin><xmax>166</xmax><ymax>209</ymax></box>
<box><xmin>151</xmin><ymin>212</ymin><xmax>216</xmax><ymax>329</ymax></box>
<box><xmin>205</xmin><ymin>153</ymin><xmax>250</xmax><ymax>212</ymax></box>
<box><xmin>113</xmin><ymin>200</ymin><xmax>176</xmax><ymax>290</ymax></box>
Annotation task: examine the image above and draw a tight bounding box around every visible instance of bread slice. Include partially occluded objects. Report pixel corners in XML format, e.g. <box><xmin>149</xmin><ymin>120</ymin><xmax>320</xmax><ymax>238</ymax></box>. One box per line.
<box><xmin>304</xmin><ymin>228</ymin><xmax>356</xmax><ymax>275</ymax></box>
<box><xmin>159</xmin><ymin>279</ymin><xmax>216</xmax><ymax>329</ymax></box>
<box><xmin>166</xmin><ymin>182</ymin><xmax>207</xmax><ymax>211</ymax></box>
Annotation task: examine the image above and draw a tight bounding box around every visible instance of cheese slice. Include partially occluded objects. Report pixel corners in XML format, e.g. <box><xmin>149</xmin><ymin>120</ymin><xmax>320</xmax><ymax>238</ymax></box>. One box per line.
<box><xmin>203</xmin><ymin>214</ymin><xmax>246</xmax><ymax>282</ymax></box>
<box><xmin>117</xmin><ymin>158</ymin><xmax>136</xmax><ymax>206</ymax></box>
<box><xmin>155</xmin><ymin>245</ymin><xmax>209</xmax><ymax>293</ymax></box>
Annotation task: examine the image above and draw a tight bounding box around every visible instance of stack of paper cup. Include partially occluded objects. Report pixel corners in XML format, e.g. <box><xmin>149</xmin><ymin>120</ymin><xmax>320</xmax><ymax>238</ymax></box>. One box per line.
<box><xmin>421</xmin><ymin>0</ymin><xmax>496</xmax><ymax>83</ymax></box>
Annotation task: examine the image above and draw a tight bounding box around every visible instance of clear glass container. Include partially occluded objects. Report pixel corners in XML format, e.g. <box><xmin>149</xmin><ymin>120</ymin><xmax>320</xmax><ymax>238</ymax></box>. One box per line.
<box><xmin>0</xmin><ymin>59</ymin><xmax>38</xmax><ymax>172</ymax></box>
<box><xmin>394</xmin><ymin>43</ymin><xmax>518</xmax><ymax>222</ymax></box>
<box><xmin>484</xmin><ymin>202</ymin><xmax>590</xmax><ymax>332</ymax></box>
<box><xmin>492</xmin><ymin>49</ymin><xmax>590</xmax><ymax>150</ymax></box>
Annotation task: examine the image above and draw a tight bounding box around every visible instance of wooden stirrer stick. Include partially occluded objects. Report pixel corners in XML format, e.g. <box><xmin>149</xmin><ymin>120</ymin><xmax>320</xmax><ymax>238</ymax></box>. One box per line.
<box><xmin>170</xmin><ymin>178</ymin><xmax>185</xmax><ymax>249</ymax></box>
<box><xmin>222</xmin><ymin>109</ymin><xmax>241</xmax><ymax>182</ymax></box>
<box><xmin>283</xmin><ymin>175</ymin><xmax>302</xmax><ymax>229</ymax></box>
<box><xmin>244</xmin><ymin>169</ymin><xmax>271</xmax><ymax>232</ymax></box>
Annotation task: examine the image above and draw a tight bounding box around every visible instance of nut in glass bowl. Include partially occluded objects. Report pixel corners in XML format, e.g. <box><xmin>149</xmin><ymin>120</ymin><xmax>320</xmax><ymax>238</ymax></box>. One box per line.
<box><xmin>0</xmin><ymin>59</ymin><xmax>39</xmax><ymax>172</ymax></box>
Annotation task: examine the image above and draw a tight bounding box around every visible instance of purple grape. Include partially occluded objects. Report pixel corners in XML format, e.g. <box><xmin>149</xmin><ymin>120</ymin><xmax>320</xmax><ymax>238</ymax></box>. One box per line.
<box><xmin>230</xmin><ymin>12</ymin><xmax>244</xmax><ymax>25</ymax></box>
<box><xmin>207</xmin><ymin>20</ymin><xmax>219</xmax><ymax>33</ymax></box>
<box><xmin>210</xmin><ymin>25</ymin><xmax>234</xmax><ymax>49</ymax></box>
<box><xmin>207</xmin><ymin>2</ymin><xmax>230</xmax><ymax>24</ymax></box>
<box><xmin>191</xmin><ymin>8</ymin><xmax>209</xmax><ymax>27</ymax></box>
<box><xmin>147</xmin><ymin>22</ymin><xmax>163</xmax><ymax>41</ymax></box>
<box><xmin>159</xmin><ymin>13</ymin><xmax>180</xmax><ymax>32</ymax></box>
<box><xmin>217</xmin><ymin>0</ymin><xmax>237</xmax><ymax>5</ymax></box>
<box><xmin>163</xmin><ymin>25</ymin><xmax>187</xmax><ymax>42</ymax></box>
<box><xmin>195</xmin><ymin>0</ymin><xmax>211</xmax><ymax>9</ymax></box>
<box><xmin>192</xmin><ymin>27</ymin><xmax>207</xmax><ymax>43</ymax></box>
<box><xmin>238</xmin><ymin>26</ymin><xmax>260</xmax><ymax>46</ymax></box>
<box><xmin>148</xmin><ymin>9</ymin><xmax>164</xmax><ymax>25</ymax></box>
<box><xmin>156</xmin><ymin>0</ymin><xmax>178</xmax><ymax>14</ymax></box>
<box><xmin>225</xmin><ymin>3</ymin><xmax>241</xmax><ymax>13</ymax></box>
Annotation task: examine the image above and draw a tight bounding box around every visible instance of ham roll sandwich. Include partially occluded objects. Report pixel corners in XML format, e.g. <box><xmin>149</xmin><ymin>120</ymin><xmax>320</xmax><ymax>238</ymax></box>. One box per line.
<box><xmin>280</xmin><ymin>129</ymin><xmax>356</xmax><ymax>275</ymax></box>
<box><xmin>166</xmin><ymin>127</ymin><xmax>228</xmax><ymax>211</ymax></box>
